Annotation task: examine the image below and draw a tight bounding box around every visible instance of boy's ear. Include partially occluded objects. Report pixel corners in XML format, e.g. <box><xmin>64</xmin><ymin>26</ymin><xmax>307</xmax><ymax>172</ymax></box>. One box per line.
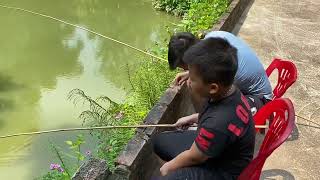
<box><xmin>209</xmin><ymin>83</ymin><xmax>219</xmax><ymax>95</ymax></box>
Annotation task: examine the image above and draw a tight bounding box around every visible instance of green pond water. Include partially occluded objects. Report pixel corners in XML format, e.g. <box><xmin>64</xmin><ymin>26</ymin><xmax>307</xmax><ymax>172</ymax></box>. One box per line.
<box><xmin>0</xmin><ymin>0</ymin><xmax>176</xmax><ymax>179</ymax></box>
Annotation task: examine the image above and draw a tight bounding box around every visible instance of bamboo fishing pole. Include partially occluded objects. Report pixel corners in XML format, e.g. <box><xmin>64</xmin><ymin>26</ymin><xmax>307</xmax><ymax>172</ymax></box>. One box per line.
<box><xmin>0</xmin><ymin>124</ymin><xmax>269</xmax><ymax>139</ymax></box>
<box><xmin>0</xmin><ymin>4</ymin><xmax>167</xmax><ymax>62</ymax></box>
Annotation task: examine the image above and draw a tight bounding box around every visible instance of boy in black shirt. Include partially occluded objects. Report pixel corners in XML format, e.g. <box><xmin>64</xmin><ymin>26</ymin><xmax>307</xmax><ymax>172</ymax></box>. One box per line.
<box><xmin>152</xmin><ymin>38</ymin><xmax>256</xmax><ymax>180</ymax></box>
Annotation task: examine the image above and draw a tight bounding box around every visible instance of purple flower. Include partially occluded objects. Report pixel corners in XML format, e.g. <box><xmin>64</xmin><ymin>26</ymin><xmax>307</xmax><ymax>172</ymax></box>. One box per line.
<box><xmin>58</xmin><ymin>167</ymin><xmax>64</xmax><ymax>172</ymax></box>
<box><xmin>50</xmin><ymin>163</ymin><xmax>56</xmax><ymax>170</ymax></box>
<box><xmin>85</xmin><ymin>150</ymin><xmax>92</xmax><ymax>156</ymax></box>
<box><xmin>49</xmin><ymin>163</ymin><xmax>63</xmax><ymax>173</ymax></box>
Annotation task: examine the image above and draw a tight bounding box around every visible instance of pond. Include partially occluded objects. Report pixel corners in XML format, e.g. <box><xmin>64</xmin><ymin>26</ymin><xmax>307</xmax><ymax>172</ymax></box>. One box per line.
<box><xmin>0</xmin><ymin>0</ymin><xmax>176</xmax><ymax>179</ymax></box>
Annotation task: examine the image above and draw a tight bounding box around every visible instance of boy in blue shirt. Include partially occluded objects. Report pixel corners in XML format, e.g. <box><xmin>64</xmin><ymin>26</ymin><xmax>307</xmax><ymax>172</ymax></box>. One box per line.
<box><xmin>168</xmin><ymin>31</ymin><xmax>272</xmax><ymax>114</ymax></box>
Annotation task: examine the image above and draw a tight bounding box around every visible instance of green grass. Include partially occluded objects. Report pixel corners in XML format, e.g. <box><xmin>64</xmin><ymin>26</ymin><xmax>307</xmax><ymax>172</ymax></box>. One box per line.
<box><xmin>180</xmin><ymin>0</ymin><xmax>229</xmax><ymax>34</ymax></box>
<box><xmin>152</xmin><ymin>0</ymin><xmax>197</xmax><ymax>16</ymax></box>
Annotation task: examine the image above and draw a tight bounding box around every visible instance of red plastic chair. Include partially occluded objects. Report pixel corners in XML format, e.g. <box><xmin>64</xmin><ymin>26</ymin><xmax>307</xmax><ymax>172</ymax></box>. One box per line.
<box><xmin>238</xmin><ymin>98</ymin><xmax>295</xmax><ymax>180</ymax></box>
<box><xmin>266</xmin><ymin>58</ymin><xmax>298</xmax><ymax>100</ymax></box>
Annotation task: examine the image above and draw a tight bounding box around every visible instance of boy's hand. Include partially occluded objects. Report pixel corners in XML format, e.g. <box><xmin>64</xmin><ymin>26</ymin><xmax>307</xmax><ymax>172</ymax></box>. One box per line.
<box><xmin>173</xmin><ymin>71</ymin><xmax>189</xmax><ymax>86</ymax></box>
<box><xmin>174</xmin><ymin>115</ymin><xmax>197</xmax><ymax>129</ymax></box>
<box><xmin>160</xmin><ymin>162</ymin><xmax>172</xmax><ymax>176</ymax></box>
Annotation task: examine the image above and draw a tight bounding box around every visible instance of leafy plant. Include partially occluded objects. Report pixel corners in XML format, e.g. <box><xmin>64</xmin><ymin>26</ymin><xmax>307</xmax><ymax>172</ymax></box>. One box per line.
<box><xmin>37</xmin><ymin>170</ymin><xmax>69</xmax><ymax>180</ymax></box>
<box><xmin>181</xmin><ymin>0</ymin><xmax>229</xmax><ymax>34</ymax></box>
<box><xmin>37</xmin><ymin>135</ymin><xmax>90</xmax><ymax>180</ymax></box>
<box><xmin>153</xmin><ymin>0</ymin><xmax>230</xmax><ymax>35</ymax></box>
<box><xmin>152</xmin><ymin>0</ymin><xmax>195</xmax><ymax>16</ymax></box>
<box><xmin>65</xmin><ymin>134</ymin><xmax>86</xmax><ymax>167</ymax></box>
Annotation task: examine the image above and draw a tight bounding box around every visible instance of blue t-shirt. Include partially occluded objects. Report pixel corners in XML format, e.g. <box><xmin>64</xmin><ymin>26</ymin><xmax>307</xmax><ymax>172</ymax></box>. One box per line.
<box><xmin>205</xmin><ymin>31</ymin><xmax>273</xmax><ymax>100</ymax></box>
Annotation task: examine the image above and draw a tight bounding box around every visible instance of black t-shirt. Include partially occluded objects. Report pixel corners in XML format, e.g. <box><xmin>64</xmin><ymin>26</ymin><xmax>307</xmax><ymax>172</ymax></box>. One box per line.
<box><xmin>195</xmin><ymin>88</ymin><xmax>255</xmax><ymax>176</ymax></box>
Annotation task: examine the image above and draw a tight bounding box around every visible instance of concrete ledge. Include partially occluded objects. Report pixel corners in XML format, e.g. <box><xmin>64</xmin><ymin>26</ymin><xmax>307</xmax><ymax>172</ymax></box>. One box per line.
<box><xmin>72</xmin><ymin>158</ymin><xmax>110</xmax><ymax>180</ymax></box>
<box><xmin>211</xmin><ymin>0</ymin><xmax>253</xmax><ymax>32</ymax></box>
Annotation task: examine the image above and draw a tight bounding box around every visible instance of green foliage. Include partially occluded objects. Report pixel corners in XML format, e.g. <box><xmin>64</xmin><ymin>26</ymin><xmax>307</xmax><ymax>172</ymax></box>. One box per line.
<box><xmin>152</xmin><ymin>0</ymin><xmax>196</xmax><ymax>16</ymax></box>
<box><xmin>131</xmin><ymin>59</ymin><xmax>176</xmax><ymax>109</ymax></box>
<box><xmin>37</xmin><ymin>171</ymin><xmax>69</xmax><ymax>180</ymax></box>
<box><xmin>152</xmin><ymin>0</ymin><xmax>229</xmax><ymax>20</ymax></box>
<box><xmin>154</xmin><ymin>0</ymin><xmax>230</xmax><ymax>35</ymax></box>
<box><xmin>37</xmin><ymin>135</ymin><xmax>89</xmax><ymax>180</ymax></box>
<box><xmin>181</xmin><ymin>0</ymin><xmax>229</xmax><ymax>34</ymax></box>
<box><xmin>51</xmin><ymin>143</ymin><xmax>71</xmax><ymax>178</ymax></box>
<box><xmin>66</xmin><ymin>134</ymin><xmax>86</xmax><ymax>166</ymax></box>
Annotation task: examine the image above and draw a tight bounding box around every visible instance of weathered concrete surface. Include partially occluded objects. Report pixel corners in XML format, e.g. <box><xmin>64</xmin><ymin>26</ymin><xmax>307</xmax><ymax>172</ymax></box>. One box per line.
<box><xmin>72</xmin><ymin>158</ymin><xmax>110</xmax><ymax>180</ymax></box>
<box><xmin>237</xmin><ymin>0</ymin><xmax>320</xmax><ymax>179</ymax></box>
<box><xmin>211</xmin><ymin>0</ymin><xmax>253</xmax><ymax>32</ymax></box>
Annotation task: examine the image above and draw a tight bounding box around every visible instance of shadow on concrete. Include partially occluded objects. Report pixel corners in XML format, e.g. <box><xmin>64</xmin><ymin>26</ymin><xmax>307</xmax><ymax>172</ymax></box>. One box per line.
<box><xmin>261</xmin><ymin>169</ymin><xmax>295</xmax><ymax>180</ymax></box>
<box><xmin>286</xmin><ymin>123</ymin><xmax>299</xmax><ymax>141</ymax></box>
<box><xmin>253</xmin><ymin>132</ymin><xmax>264</xmax><ymax>157</ymax></box>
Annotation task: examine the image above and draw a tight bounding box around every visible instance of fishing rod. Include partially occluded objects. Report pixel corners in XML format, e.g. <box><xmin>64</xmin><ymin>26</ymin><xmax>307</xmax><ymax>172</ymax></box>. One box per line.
<box><xmin>0</xmin><ymin>4</ymin><xmax>166</xmax><ymax>62</ymax></box>
<box><xmin>0</xmin><ymin>124</ymin><xmax>269</xmax><ymax>139</ymax></box>
<box><xmin>2</xmin><ymin>121</ymin><xmax>319</xmax><ymax>139</ymax></box>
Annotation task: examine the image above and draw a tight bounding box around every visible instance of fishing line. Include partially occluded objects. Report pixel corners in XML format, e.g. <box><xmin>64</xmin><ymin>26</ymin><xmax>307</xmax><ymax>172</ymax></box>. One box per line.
<box><xmin>0</xmin><ymin>4</ymin><xmax>167</xmax><ymax>62</ymax></box>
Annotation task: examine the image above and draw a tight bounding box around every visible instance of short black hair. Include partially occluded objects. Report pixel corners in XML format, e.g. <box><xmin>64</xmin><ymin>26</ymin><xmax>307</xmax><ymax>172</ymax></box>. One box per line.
<box><xmin>168</xmin><ymin>32</ymin><xmax>199</xmax><ymax>70</ymax></box>
<box><xmin>183</xmin><ymin>37</ymin><xmax>238</xmax><ymax>86</ymax></box>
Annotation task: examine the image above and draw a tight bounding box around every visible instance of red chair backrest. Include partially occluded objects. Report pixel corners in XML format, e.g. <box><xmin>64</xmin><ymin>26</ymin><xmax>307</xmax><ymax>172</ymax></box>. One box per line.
<box><xmin>266</xmin><ymin>58</ymin><xmax>297</xmax><ymax>100</ymax></box>
<box><xmin>238</xmin><ymin>98</ymin><xmax>295</xmax><ymax>180</ymax></box>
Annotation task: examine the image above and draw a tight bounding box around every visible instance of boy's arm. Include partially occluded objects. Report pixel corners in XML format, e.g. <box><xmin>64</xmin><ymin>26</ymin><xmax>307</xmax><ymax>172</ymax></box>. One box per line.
<box><xmin>174</xmin><ymin>113</ymin><xmax>199</xmax><ymax>128</ymax></box>
<box><xmin>189</xmin><ymin>113</ymin><xmax>199</xmax><ymax>123</ymax></box>
<box><xmin>160</xmin><ymin>143</ymin><xmax>207</xmax><ymax>176</ymax></box>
